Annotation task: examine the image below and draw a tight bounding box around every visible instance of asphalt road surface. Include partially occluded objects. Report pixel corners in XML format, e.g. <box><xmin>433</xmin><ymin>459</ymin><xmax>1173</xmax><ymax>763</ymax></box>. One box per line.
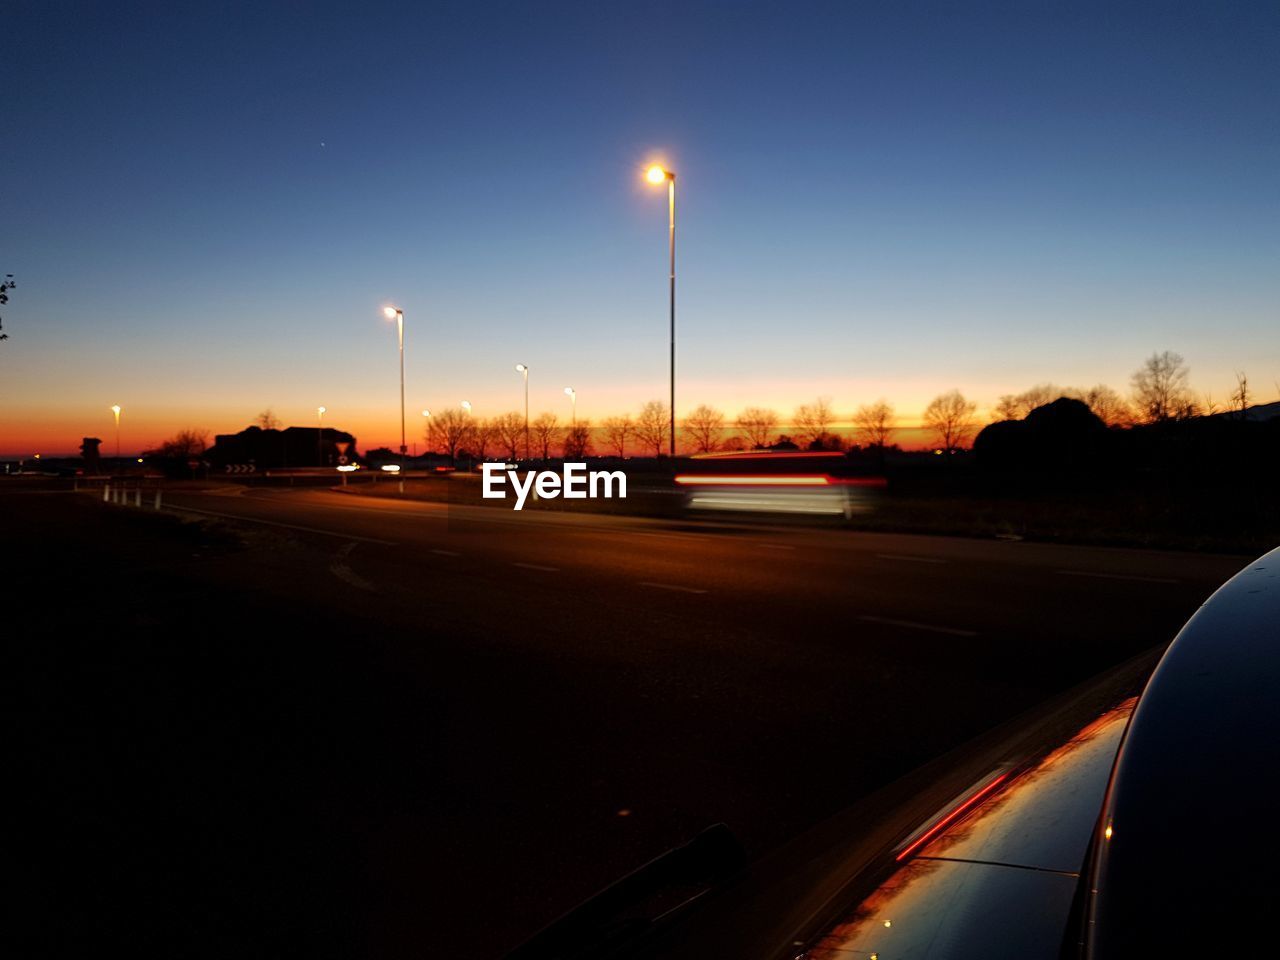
<box><xmin>14</xmin><ymin>484</ymin><xmax>1252</xmax><ymax>958</ymax></box>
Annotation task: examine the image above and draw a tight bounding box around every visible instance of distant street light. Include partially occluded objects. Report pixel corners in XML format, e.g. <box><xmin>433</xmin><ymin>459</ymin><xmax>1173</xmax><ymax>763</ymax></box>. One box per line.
<box><xmin>383</xmin><ymin>306</ymin><xmax>407</xmax><ymax>470</ymax></box>
<box><xmin>461</xmin><ymin>400</ymin><xmax>472</xmax><ymax>414</ymax></box>
<box><xmin>317</xmin><ymin>406</ymin><xmax>326</xmax><ymax>465</ymax></box>
<box><xmin>110</xmin><ymin>405</ymin><xmax>121</xmax><ymax>464</ymax></box>
<box><xmin>515</xmin><ymin>364</ymin><xmax>529</xmax><ymax>458</ymax></box>
<box><xmin>564</xmin><ymin>386</ymin><xmax>576</xmax><ymax>426</ymax></box>
<box><xmin>645</xmin><ymin>163</ymin><xmax>677</xmax><ymax>457</ymax></box>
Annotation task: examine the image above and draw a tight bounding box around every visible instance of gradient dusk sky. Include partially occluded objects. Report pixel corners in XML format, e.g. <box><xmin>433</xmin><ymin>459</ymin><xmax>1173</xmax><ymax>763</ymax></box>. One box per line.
<box><xmin>3</xmin><ymin>1</ymin><xmax>1277</xmax><ymax>455</ymax></box>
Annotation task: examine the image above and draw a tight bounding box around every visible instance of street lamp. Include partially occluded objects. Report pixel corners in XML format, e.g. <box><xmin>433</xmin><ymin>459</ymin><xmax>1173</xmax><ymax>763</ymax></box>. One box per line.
<box><xmin>383</xmin><ymin>306</ymin><xmax>407</xmax><ymax>469</ymax></box>
<box><xmin>645</xmin><ymin>163</ymin><xmax>677</xmax><ymax>457</ymax></box>
<box><xmin>110</xmin><ymin>405</ymin><xmax>121</xmax><ymax>465</ymax></box>
<box><xmin>317</xmin><ymin>406</ymin><xmax>326</xmax><ymax>465</ymax></box>
<box><xmin>515</xmin><ymin>364</ymin><xmax>529</xmax><ymax>459</ymax></box>
<box><xmin>460</xmin><ymin>400</ymin><xmax>472</xmax><ymax>414</ymax></box>
<box><xmin>564</xmin><ymin>386</ymin><xmax>576</xmax><ymax>426</ymax></box>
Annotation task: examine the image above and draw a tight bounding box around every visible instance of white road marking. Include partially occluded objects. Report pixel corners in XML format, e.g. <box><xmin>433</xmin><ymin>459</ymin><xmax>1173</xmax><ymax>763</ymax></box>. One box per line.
<box><xmin>165</xmin><ymin>504</ymin><xmax>396</xmax><ymax>544</ymax></box>
<box><xmin>430</xmin><ymin>548</ymin><xmax>461</xmax><ymax>557</ymax></box>
<box><xmin>1057</xmin><ymin>569</ymin><xmax>1178</xmax><ymax>584</ymax></box>
<box><xmin>857</xmin><ymin>615</ymin><xmax>978</xmax><ymax>638</ymax></box>
<box><xmin>876</xmin><ymin>553</ymin><xmax>947</xmax><ymax>564</ymax></box>
<box><xmin>637</xmin><ymin>581</ymin><xmax>709</xmax><ymax>595</ymax></box>
<box><xmin>513</xmin><ymin>562</ymin><xmax>559</xmax><ymax>572</ymax></box>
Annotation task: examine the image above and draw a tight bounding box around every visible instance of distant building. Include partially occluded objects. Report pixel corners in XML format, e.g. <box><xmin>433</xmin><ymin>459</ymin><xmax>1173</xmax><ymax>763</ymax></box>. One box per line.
<box><xmin>204</xmin><ymin>425</ymin><xmax>359</xmax><ymax>470</ymax></box>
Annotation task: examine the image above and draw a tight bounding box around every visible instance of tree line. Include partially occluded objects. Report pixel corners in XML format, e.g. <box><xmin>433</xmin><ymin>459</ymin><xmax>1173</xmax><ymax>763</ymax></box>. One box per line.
<box><xmin>420</xmin><ymin>351</ymin><xmax>1265</xmax><ymax>460</ymax></box>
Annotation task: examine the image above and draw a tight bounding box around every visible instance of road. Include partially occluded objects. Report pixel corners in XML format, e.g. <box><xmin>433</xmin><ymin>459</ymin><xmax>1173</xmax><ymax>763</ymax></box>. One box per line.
<box><xmin>19</xmin><ymin>484</ymin><xmax>1251</xmax><ymax>958</ymax></box>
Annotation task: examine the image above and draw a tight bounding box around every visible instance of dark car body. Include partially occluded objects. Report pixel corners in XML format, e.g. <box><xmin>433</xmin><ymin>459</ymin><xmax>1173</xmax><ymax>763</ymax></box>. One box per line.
<box><xmin>511</xmin><ymin>546</ymin><xmax>1280</xmax><ymax>959</ymax></box>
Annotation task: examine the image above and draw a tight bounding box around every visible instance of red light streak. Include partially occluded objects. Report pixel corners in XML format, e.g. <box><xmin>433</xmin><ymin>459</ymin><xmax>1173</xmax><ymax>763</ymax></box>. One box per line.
<box><xmin>894</xmin><ymin>772</ymin><xmax>1011</xmax><ymax>862</ymax></box>
<box><xmin>674</xmin><ymin>474</ymin><xmax>832</xmax><ymax>486</ymax></box>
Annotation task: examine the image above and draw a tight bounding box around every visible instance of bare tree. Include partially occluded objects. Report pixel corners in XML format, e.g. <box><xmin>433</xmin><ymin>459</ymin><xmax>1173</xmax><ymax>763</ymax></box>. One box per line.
<box><xmin>427</xmin><ymin>408</ymin><xmax>470</xmax><ymax>462</ymax></box>
<box><xmin>493</xmin><ymin>411</ymin><xmax>525</xmax><ymax>460</ymax></box>
<box><xmin>1202</xmin><ymin>392</ymin><xmax>1220</xmax><ymax>417</ymax></box>
<box><xmin>735</xmin><ymin>407</ymin><xmax>779</xmax><ymax>449</ymax></box>
<box><xmin>682</xmin><ymin>404</ymin><xmax>725</xmax><ymax>453</ymax></box>
<box><xmin>1131</xmin><ymin>351</ymin><xmax>1195</xmax><ymax>423</ymax></box>
<box><xmin>256</xmin><ymin>409</ymin><xmax>281</xmax><ymax>430</ymax></box>
<box><xmin>995</xmin><ymin>384</ymin><xmax>1080</xmax><ymax>421</ymax></box>
<box><xmin>923</xmin><ymin>390</ymin><xmax>978</xmax><ymax>452</ymax></box>
<box><xmin>601</xmin><ymin>415</ymin><xmax>633</xmax><ymax>457</ymax></box>
<box><xmin>994</xmin><ymin>394</ymin><xmax>1022</xmax><ymax>421</ymax></box>
<box><xmin>1231</xmin><ymin>372</ymin><xmax>1250</xmax><ymax>420</ymax></box>
<box><xmin>0</xmin><ymin>273</ymin><xmax>15</xmax><ymax>341</ymax></box>
<box><xmin>466</xmin><ymin>417</ymin><xmax>494</xmax><ymax>461</ymax></box>
<box><xmin>635</xmin><ymin>400</ymin><xmax>669</xmax><ymax>457</ymax></box>
<box><xmin>562</xmin><ymin>420</ymin><xmax>593</xmax><ymax>459</ymax></box>
<box><xmin>145</xmin><ymin>429</ymin><xmax>209</xmax><ymax>458</ymax></box>
<box><xmin>793</xmin><ymin>398</ymin><xmax>836</xmax><ymax>449</ymax></box>
<box><xmin>852</xmin><ymin>400</ymin><xmax>895</xmax><ymax>448</ymax></box>
<box><xmin>531</xmin><ymin>412</ymin><xmax>560</xmax><ymax>459</ymax></box>
<box><xmin>1083</xmin><ymin>385</ymin><xmax>1132</xmax><ymax>427</ymax></box>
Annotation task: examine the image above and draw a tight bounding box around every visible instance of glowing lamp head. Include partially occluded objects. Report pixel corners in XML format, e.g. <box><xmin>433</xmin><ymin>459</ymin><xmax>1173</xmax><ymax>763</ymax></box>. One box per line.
<box><xmin>383</xmin><ymin>306</ymin><xmax>400</xmax><ymax>320</ymax></box>
<box><xmin>111</xmin><ymin>405</ymin><xmax>121</xmax><ymax>415</ymax></box>
<box><xmin>646</xmin><ymin>165</ymin><xmax>669</xmax><ymax>184</ymax></box>
<box><xmin>317</xmin><ymin>406</ymin><xmax>326</xmax><ymax>415</ymax></box>
<box><xmin>564</xmin><ymin>387</ymin><xmax>575</xmax><ymax>397</ymax></box>
<box><xmin>515</xmin><ymin>363</ymin><xmax>527</xmax><ymax>373</ymax></box>
<box><xmin>421</xmin><ymin>409</ymin><xmax>431</xmax><ymax>417</ymax></box>
<box><xmin>461</xmin><ymin>401</ymin><xmax>472</xmax><ymax>412</ymax></box>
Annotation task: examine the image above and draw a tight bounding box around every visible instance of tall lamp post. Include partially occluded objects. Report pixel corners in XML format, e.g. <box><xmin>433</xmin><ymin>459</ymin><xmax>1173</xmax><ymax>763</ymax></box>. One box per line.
<box><xmin>421</xmin><ymin>409</ymin><xmax>431</xmax><ymax>459</ymax></box>
<box><xmin>110</xmin><ymin>405</ymin><xmax>121</xmax><ymax>467</ymax></box>
<box><xmin>316</xmin><ymin>406</ymin><xmax>326</xmax><ymax>465</ymax></box>
<box><xmin>564</xmin><ymin>386</ymin><xmax>576</xmax><ymax>426</ymax></box>
<box><xmin>645</xmin><ymin>163</ymin><xmax>676</xmax><ymax>457</ymax></box>
<box><xmin>382</xmin><ymin>306</ymin><xmax>407</xmax><ymax>471</ymax></box>
<box><xmin>515</xmin><ymin>364</ymin><xmax>529</xmax><ymax>459</ymax></box>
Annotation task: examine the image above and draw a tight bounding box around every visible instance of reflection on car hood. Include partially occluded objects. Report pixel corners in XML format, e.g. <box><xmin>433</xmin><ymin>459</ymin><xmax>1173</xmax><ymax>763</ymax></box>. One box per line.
<box><xmin>804</xmin><ymin>698</ymin><xmax>1135</xmax><ymax>960</ymax></box>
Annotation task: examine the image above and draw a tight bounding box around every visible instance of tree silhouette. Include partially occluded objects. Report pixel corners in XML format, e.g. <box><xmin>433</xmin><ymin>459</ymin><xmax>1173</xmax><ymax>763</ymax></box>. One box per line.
<box><xmin>793</xmin><ymin>398</ymin><xmax>836</xmax><ymax>449</ymax></box>
<box><xmin>494</xmin><ymin>412</ymin><xmax>525</xmax><ymax>460</ymax></box>
<box><xmin>427</xmin><ymin>408</ymin><xmax>470</xmax><ymax>462</ymax></box>
<box><xmin>531</xmin><ymin>412</ymin><xmax>560</xmax><ymax>459</ymax></box>
<box><xmin>852</xmin><ymin>400</ymin><xmax>895</xmax><ymax>448</ymax></box>
<box><xmin>256</xmin><ymin>409</ymin><xmax>281</xmax><ymax>430</ymax></box>
<box><xmin>1131</xmin><ymin>351</ymin><xmax>1195</xmax><ymax>423</ymax></box>
<box><xmin>562</xmin><ymin>420</ymin><xmax>593</xmax><ymax>459</ymax></box>
<box><xmin>735</xmin><ymin>407</ymin><xmax>778</xmax><ymax>448</ymax></box>
<box><xmin>0</xmin><ymin>274</ymin><xmax>15</xmax><ymax>341</ymax></box>
<box><xmin>1083</xmin><ymin>385</ymin><xmax>1132</xmax><ymax>427</ymax></box>
<box><xmin>923</xmin><ymin>390</ymin><xmax>978</xmax><ymax>452</ymax></box>
<box><xmin>602</xmin><ymin>415</ymin><xmax>633</xmax><ymax>457</ymax></box>
<box><xmin>635</xmin><ymin>401</ymin><xmax>669</xmax><ymax>457</ymax></box>
<box><xmin>466</xmin><ymin>417</ymin><xmax>494</xmax><ymax>461</ymax></box>
<box><xmin>1231</xmin><ymin>372</ymin><xmax>1250</xmax><ymax>420</ymax></box>
<box><xmin>683</xmin><ymin>404</ymin><xmax>725</xmax><ymax>453</ymax></box>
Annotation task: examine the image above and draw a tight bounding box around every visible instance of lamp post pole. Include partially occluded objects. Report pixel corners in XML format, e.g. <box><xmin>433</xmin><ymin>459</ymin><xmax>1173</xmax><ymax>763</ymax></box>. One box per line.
<box><xmin>645</xmin><ymin>164</ymin><xmax>677</xmax><ymax>457</ymax></box>
<box><xmin>317</xmin><ymin>406</ymin><xmax>326</xmax><ymax>465</ymax></box>
<box><xmin>516</xmin><ymin>364</ymin><xmax>529</xmax><ymax>459</ymax></box>
<box><xmin>564</xmin><ymin>387</ymin><xmax>576</xmax><ymax>427</ymax></box>
<box><xmin>383</xmin><ymin>306</ymin><xmax>407</xmax><ymax>482</ymax></box>
<box><xmin>111</xmin><ymin>405</ymin><xmax>121</xmax><ymax>468</ymax></box>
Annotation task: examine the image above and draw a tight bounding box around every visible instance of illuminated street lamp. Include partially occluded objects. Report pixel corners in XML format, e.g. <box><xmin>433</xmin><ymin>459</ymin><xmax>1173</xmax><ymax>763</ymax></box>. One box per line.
<box><xmin>515</xmin><ymin>364</ymin><xmax>529</xmax><ymax>458</ymax></box>
<box><xmin>645</xmin><ymin>163</ymin><xmax>676</xmax><ymax>457</ymax></box>
<box><xmin>383</xmin><ymin>306</ymin><xmax>407</xmax><ymax>469</ymax></box>
<box><xmin>564</xmin><ymin>386</ymin><xmax>576</xmax><ymax>426</ymax></box>
<box><xmin>460</xmin><ymin>400</ymin><xmax>472</xmax><ymax>414</ymax></box>
<box><xmin>317</xmin><ymin>406</ymin><xmax>326</xmax><ymax>465</ymax></box>
<box><xmin>110</xmin><ymin>405</ymin><xmax>122</xmax><ymax>464</ymax></box>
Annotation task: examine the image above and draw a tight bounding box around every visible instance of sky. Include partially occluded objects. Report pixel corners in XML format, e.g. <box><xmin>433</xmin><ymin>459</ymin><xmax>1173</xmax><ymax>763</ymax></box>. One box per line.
<box><xmin>2</xmin><ymin>0</ymin><xmax>1277</xmax><ymax>455</ymax></box>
